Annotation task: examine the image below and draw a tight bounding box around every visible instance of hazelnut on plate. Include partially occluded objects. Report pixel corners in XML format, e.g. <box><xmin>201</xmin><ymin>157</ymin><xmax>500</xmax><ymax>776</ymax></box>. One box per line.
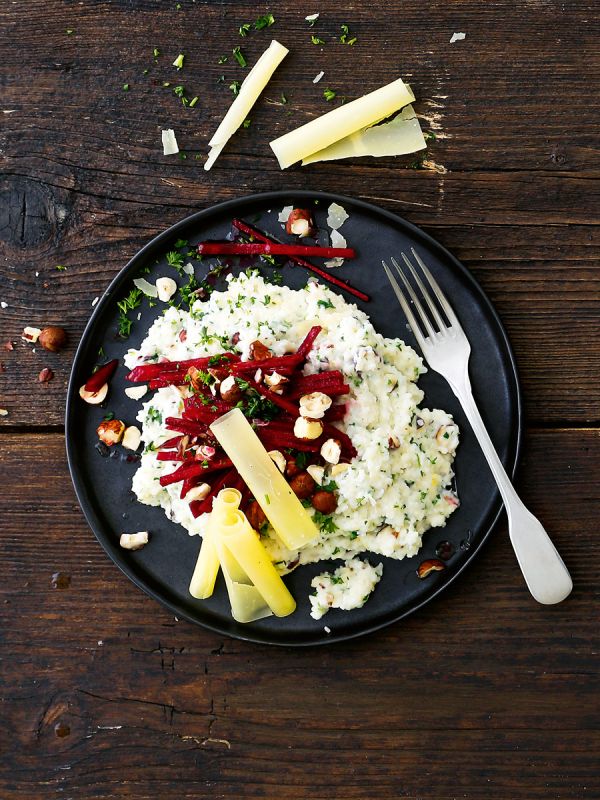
<box><xmin>264</xmin><ymin>371</ymin><xmax>288</xmax><ymax>394</ymax></box>
<box><xmin>307</xmin><ymin>464</ymin><xmax>325</xmax><ymax>485</ymax></box>
<box><xmin>122</xmin><ymin>425</ymin><xmax>142</xmax><ymax>451</ymax></box>
<box><xmin>220</xmin><ymin>375</ymin><xmax>243</xmax><ymax>404</ymax></box>
<box><xmin>286</xmin><ymin>208</ymin><xmax>314</xmax><ymax>238</ymax></box>
<box><xmin>289</xmin><ymin>472</ymin><xmax>316</xmax><ymax>500</ymax></box>
<box><xmin>320</xmin><ymin>438</ymin><xmax>341</xmax><ymax>465</ymax></box>
<box><xmin>311</xmin><ymin>490</ymin><xmax>338</xmax><ymax>514</ymax></box>
<box><xmin>185</xmin><ymin>483</ymin><xmax>211</xmax><ymax>502</ymax></box>
<box><xmin>249</xmin><ymin>340</ymin><xmax>271</xmax><ymax>361</ymax></box>
<box><xmin>293</xmin><ymin>416</ymin><xmax>323</xmax><ymax>440</ymax></box>
<box><xmin>80</xmin><ymin>383</ymin><xmax>109</xmax><ymax>404</ymax></box>
<box><xmin>156</xmin><ymin>277</ymin><xmax>177</xmax><ymax>302</ymax></box>
<box><xmin>299</xmin><ymin>392</ymin><xmax>332</xmax><ymax>420</ymax></box>
<box><xmin>97</xmin><ymin>418</ymin><xmax>125</xmax><ymax>446</ymax></box>
<box><xmin>120</xmin><ymin>532</ymin><xmax>149</xmax><ymax>551</ymax></box>
<box><xmin>267</xmin><ymin>450</ymin><xmax>286</xmax><ymax>473</ymax></box>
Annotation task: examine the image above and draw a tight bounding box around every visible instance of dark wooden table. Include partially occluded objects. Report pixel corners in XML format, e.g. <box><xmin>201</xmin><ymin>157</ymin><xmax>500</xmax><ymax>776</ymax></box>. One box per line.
<box><xmin>1</xmin><ymin>2</ymin><xmax>598</xmax><ymax>798</ymax></box>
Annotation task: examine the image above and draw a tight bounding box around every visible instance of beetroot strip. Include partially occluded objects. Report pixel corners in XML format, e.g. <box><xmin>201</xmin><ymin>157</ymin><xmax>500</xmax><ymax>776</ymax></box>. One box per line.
<box><xmin>85</xmin><ymin>359</ymin><xmax>118</xmax><ymax>392</ymax></box>
<box><xmin>296</xmin><ymin>326</ymin><xmax>322</xmax><ymax>359</ymax></box>
<box><xmin>197</xmin><ymin>242</ymin><xmax>356</xmax><ymax>259</ymax></box>
<box><xmin>190</xmin><ymin>468</ymin><xmax>238</xmax><ymax>518</ymax></box>
<box><xmin>231</xmin><ymin>219</ymin><xmax>370</xmax><ymax>303</ymax></box>
<box><xmin>127</xmin><ymin>353</ymin><xmax>238</xmax><ymax>382</ymax></box>
<box><xmin>159</xmin><ymin>458</ymin><xmax>233</xmax><ymax>487</ymax></box>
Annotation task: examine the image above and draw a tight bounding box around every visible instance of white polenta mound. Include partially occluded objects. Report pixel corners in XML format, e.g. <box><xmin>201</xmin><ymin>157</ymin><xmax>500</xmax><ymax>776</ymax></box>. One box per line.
<box><xmin>125</xmin><ymin>271</ymin><xmax>460</xmax><ymax>611</ymax></box>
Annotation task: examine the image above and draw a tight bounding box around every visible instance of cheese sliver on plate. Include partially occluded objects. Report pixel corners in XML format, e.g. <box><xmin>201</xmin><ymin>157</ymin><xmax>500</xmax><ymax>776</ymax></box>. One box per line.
<box><xmin>301</xmin><ymin>105</ymin><xmax>427</xmax><ymax>165</ymax></box>
<box><xmin>205</xmin><ymin>39</ymin><xmax>289</xmax><ymax>171</ymax></box>
<box><xmin>210</xmin><ymin>409</ymin><xmax>319</xmax><ymax>551</ymax></box>
<box><xmin>270</xmin><ymin>77</ymin><xmax>414</xmax><ymax>169</ymax></box>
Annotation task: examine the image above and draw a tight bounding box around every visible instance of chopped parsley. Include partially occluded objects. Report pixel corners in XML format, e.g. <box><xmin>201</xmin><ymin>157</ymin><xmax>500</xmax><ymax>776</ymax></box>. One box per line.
<box><xmin>323</xmin><ymin>88</ymin><xmax>336</xmax><ymax>102</ymax></box>
<box><xmin>145</xmin><ymin>406</ymin><xmax>163</xmax><ymax>424</ymax></box>
<box><xmin>232</xmin><ymin>46</ymin><xmax>247</xmax><ymax>67</ymax></box>
<box><xmin>229</xmin><ymin>80</ymin><xmax>241</xmax><ymax>96</ymax></box>
<box><xmin>218</xmin><ymin>54</ymin><xmax>229</xmax><ymax>63</ymax></box>
<box><xmin>172</xmin><ymin>53</ymin><xmax>185</xmax><ymax>70</ymax></box>
<box><xmin>320</xmin><ymin>480</ymin><xmax>338</xmax><ymax>493</ymax></box>
<box><xmin>254</xmin><ymin>13</ymin><xmax>275</xmax><ymax>29</ymax></box>
<box><xmin>313</xmin><ymin>511</ymin><xmax>338</xmax><ymax>534</ymax></box>
<box><xmin>330</xmin><ymin>575</ymin><xmax>344</xmax><ymax>585</ymax></box>
<box><xmin>340</xmin><ymin>24</ymin><xmax>357</xmax><ymax>45</ymax></box>
<box><xmin>317</xmin><ymin>298</ymin><xmax>334</xmax><ymax>309</ymax></box>
<box><xmin>242</xmin><ymin>118</ymin><xmax>251</xmax><ymax>128</ymax></box>
<box><xmin>280</xmin><ymin>92</ymin><xmax>288</xmax><ymax>105</ymax></box>
<box><xmin>122</xmin><ymin>83</ymin><xmax>130</xmax><ymax>91</ymax></box>
<box><xmin>238</xmin><ymin>23</ymin><xmax>250</xmax><ymax>37</ymax></box>
<box><xmin>264</xmin><ymin>494</ymin><xmax>271</xmax><ymax>505</ymax></box>
<box><xmin>153</xmin><ymin>47</ymin><xmax>160</xmax><ymax>58</ymax></box>
<box><xmin>311</xmin><ymin>35</ymin><xmax>325</xmax><ymax>45</ymax></box>
<box><xmin>117</xmin><ymin>287</ymin><xmax>143</xmax><ymax>338</ymax></box>
<box><xmin>189</xmin><ymin>96</ymin><xmax>199</xmax><ymax>108</ymax></box>
<box><xmin>102</xmin><ymin>411</ymin><xmax>115</xmax><ymax>421</ymax></box>
<box><xmin>166</xmin><ymin>249</ymin><xmax>185</xmax><ymax>274</ymax></box>
<box><xmin>55</xmin><ymin>265</ymin><xmax>67</xmax><ymax>271</ymax></box>
<box><xmin>295</xmin><ymin>451</ymin><xmax>308</xmax><ymax>469</ymax></box>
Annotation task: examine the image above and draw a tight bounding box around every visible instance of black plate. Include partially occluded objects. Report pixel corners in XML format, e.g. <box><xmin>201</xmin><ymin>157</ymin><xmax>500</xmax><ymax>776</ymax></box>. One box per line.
<box><xmin>66</xmin><ymin>191</ymin><xmax>522</xmax><ymax>646</ymax></box>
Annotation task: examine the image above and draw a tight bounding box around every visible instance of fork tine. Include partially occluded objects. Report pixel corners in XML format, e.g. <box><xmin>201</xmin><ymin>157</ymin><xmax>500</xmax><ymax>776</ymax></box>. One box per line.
<box><xmin>410</xmin><ymin>248</ymin><xmax>461</xmax><ymax>328</ymax></box>
<box><xmin>381</xmin><ymin>261</ymin><xmax>426</xmax><ymax>350</ymax></box>
<box><xmin>389</xmin><ymin>257</ymin><xmax>436</xmax><ymax>339</ymax></box>
<box><xmin>397</xmin><ymin>253</ymin><xmax>447</xmax><ymax>332</ymax></box>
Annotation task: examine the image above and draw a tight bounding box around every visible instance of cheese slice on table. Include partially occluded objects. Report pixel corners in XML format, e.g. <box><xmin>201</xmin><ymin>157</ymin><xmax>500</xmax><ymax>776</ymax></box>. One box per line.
<box><xmin>220</xmin><ymin>511</ymin><xmax>296</xmax><ymax>617</ymax></box>
<box><xmin>270</xmin><ymin>77</ymin><xmax>414</xmax><ymax>169</ymax></box>
<box><xmin>210</xmin><ymin>409</ymin><xmax>319</xmax><ymax>551</ymax></box>
<box><xmin>205</xmin><ymin>39</ymin><xmax>289</xmax><ymax>171</ymax></box>
<box><xmin>301</xmin><ymin>105</ymin><xmax>426</xmax><ymax>165</ymax></box>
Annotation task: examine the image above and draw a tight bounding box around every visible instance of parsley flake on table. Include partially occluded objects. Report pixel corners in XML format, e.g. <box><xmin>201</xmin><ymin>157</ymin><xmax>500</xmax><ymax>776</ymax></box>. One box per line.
<box><xmin>117</xmin><ymin>287</ymin><xmax>143</xmax><ymax>338</ymax></box>
<box><xmin>340</xmin><ymin>23</ymin><xmax>357</xmax><ymax>44</ymax></box>
<box><xmin>232</xmin><ymin>46</ymin><xmax>247</xmax><ymax>67</ymax></box>
<box><xmin>242</xmin><ymin>118</ymin><xmax>251</xmax><ymax>128</ymax></box>
<box><xmin>239</xmin><ymin>23</ymin><xmax>251</xmax><ymax>37</ymax></box>
<box><xmin>254</xmin><ymin>13</ymin><xmax>275</xmax><ymax>30</ymax></box>
<box><xmin>218</xmin><ymin>54</ymin><xmax>228</xmax><ymax>64</ymax></box>
<box><xmin>172</xmin><ymin>53</ymin><xmax>185</xmax><ymax>70</ymax></box>
<box><xmin>229</xmin><ymin>80</ymin><xmax>241</xmax><ymax>96</ymax></box>
<box><xmin>311</xmin><ymin>34</ymin><xmax>325</xmax><ymax>45</ymax></box>
<box><xmin>323</xmin><ymin>88</ymin><xmax>336</xmax><ymax>101</ymax></box>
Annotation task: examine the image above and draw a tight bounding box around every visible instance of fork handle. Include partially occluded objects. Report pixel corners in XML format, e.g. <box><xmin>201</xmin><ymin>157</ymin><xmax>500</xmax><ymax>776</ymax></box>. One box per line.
<box><xmin>451</xmin><ymin>378</ymin><xmax>572</xmax><ymax>605</ymax></box>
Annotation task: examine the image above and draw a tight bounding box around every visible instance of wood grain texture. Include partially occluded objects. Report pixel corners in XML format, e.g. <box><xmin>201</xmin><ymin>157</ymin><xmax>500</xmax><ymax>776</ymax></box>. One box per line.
<box><xmin>0</xmin><ymin>430</ymin><xmax>598</xmax><ymax>799</ymax></box>
<box><xmin>1</xmin><ymin>0</ymin><xmax>599</xmax><ymax>797</ymax></box>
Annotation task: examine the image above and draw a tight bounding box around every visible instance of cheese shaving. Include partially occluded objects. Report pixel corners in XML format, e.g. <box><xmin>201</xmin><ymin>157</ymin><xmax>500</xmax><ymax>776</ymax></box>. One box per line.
<box><xmin>450</xmin><ymin>32</ymin><xmax>466</xmax><ymax>43</ymax></box>
<box><xmin>161</xmin><ymin>129</ymin><xmax>179</xmax><ymax>156</ymax></box>
<box><xmin>133</xmin><ymin>278</ymin><xmax>159</xmax><ymax>298</ymax></box>
<box><xmin>270</xmin><ymin>77</ymin><xmax>414</xmax><ymax>169</ymax></box>
<box><xmin>302</xmin><ymin>105</ymin><xmax>426</xmax><ymax>165</ymax></box>
<box><xmin>205</xmin><ymin>39</ymin><xmax>289</xmax><ymax>171</ymax></box>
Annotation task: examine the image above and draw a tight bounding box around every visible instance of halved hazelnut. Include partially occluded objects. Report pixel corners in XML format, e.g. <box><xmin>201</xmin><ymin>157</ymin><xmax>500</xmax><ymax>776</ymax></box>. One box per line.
<box><xmin>267</xmin><ymin>450</ymin><xmax>286</xmax><ymax>473</ymax></box>
<box><xmin>22</xmin><ymin>326</ymin><xmax>42</xmax><ymax>343</ymax></box>
<box><xmin>38</xmin><ymin>367</ymin><xmax>54</xmax><ymax>383</ymax></box>
<box><xmin>330</xmin><ymin>463</ymin><xmax>349</xmax><ymax>478</ymax></box>
<box><xmin>39</xmin><ymin>326</ymin><xmax>67</xmax><ymax>352</ymax></box>
<box><xmin>120</xmin><ymin>532</ymin><xmax>149</xmax><ymax>550</ymax></box>
<box><xmin>299</xmin><ymin>391</ymin><xmax>332</xmax><ymax>420</ymax></box>
<box><xmin>79</xmin><ymin>383</ymin><xmax>109</xmax><ymax>404</ymax></box>
<box><xmin>264</xmin><ymin>371</ymin><xmax>288</xmax><ymax>394</ymax></box>
<box><xmin>388</xmin><ymin>435</ymin><xmax>400</xmax><ymax>449</ymax></box>
<box><xmin>185</xmin><ymin>483</ymin><xmax>211</xmax><ymax>502</ymax></box>
<box><xmin>286</xmin><ymin>208</ymin><xmax>314</xmax><ymax>238</ymax></box>
<box><xmin>122</xmin><ymin>425</ymin><xmax>142</xmax><ymax>451</ymax></box>
<box><xmin>417</xmin><ymin>559</ymin><xmax>446</xmax><ymax>579</ymax></box>
<box><xmin>96</xmin><ymin>418</ymin><xmax>125</xmax><ymax>446</ymax></box>
<box><xmin>307</xmin><ymin>464</ymin><xmax>325</xmax><ymax>485</ymax></box>
<box><xmin>293</xmin><ymin>416</ymin><xmax>323</xmax><ymax>440</ymax></box>
<box><xmin>320</xmin><ymin>438</ymin><xmax>341</xmax><ymax>465</ymax></box>
<box><xmin>220</xmin><ymin>375</ymin><xmax>243</xmax><ymax>404</ymax></box>
<box><xmin>249</xmin><ymin>340</ymin><xmax>271</xmax><ymax>361</ymax></box>
<box><xmin>156</xmin><ymin>277</ymin><xmax>177</xmax><ymax>302</ymax></box>
<box><xmin>125</xmin><ymin>385</ymin><xmax>148</xmax><ymax>400</ymax></box>
<box><xmin>0</xmin><ymin>408</ymin><xmax>8</xmax><ymax>416</ymax></box>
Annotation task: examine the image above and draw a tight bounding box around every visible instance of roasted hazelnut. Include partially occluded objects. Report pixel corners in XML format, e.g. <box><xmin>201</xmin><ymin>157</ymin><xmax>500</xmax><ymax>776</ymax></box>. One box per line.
<box><xmin>311</xmin><ymin>490</ymin><xmax>338</xmax><ymax>514</ymax></box>
<box><xmin>219</xmin><ymin>375</ymin><xmax>243</xmax><ymax>404</ymax></box>
<box><xmin>96</xmin><ymin>418</ymin><xmax>125</xmax><ymax>446</ymax></box>
<box><xmin>246</xmin><ymin>501</ymin><xmax>267</xmax><ymax>531</ymax></box>
<box><xmin>293</xmin><ymin>416</ymin><xmax>323</xmax><ymax>440</ymax></box>
<box><xmin>289</xmin><ymin>472</ymin><xmax>316</xmax><ymax>500</ymax></box>
<box><xmin>38</xmin><ymin>367</ymin><xmax>54</xmax><ymax>383</ymax></box>
<box><xmin>39</xmin><ymin>326</ymin><xmax>67</xmax><ymax>352</ymax></box>
<box><xmin>417</xmin><ymin>559</ymin><xmax>446</xmax><ymax>579</ymax></box>
<box><xmin>286</xmin><ymin>456</ymin><xmax>301</xmax><ymax>478</ymax></box>
<box><xmin>285</xmin><ymin>208</ymin><xmax>314</xmax><ymax>237</ymax></box>
<box><xmin>249</xmin><ymin>340</ymin><xmax>272</xmax><ymax>361</ymax></box>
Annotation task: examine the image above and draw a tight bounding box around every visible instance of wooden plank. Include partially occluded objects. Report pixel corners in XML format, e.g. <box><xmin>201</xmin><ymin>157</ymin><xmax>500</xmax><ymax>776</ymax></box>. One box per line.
<box><xmin>0</xmin><ymin>428</ymin><xmax>598</xmax><ymax>798</ymax></box>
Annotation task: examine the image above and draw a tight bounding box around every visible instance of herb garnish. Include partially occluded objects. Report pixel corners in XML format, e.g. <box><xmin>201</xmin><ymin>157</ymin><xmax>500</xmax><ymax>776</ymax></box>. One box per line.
<box><xmin>311</xmin><ymin>34</ymin><xmax>325</xmax><ymax>45</ymax></box>
<box><xmin>232</xmin><ymin>46</ymin><xmax>247</xmax><ymax>67</ymax></box>
<box><xmin>323</xmin><ymin>88</ymin><xmax>336</xmax><ymax>101</ymax></box>
<box><xmin>117</xmin><ymin>287</ymin><xmax>143</xmax><ymax>338</ymax></box>
<box><xmin>340</xmin><ymin>24</ymin><xmax>357</xmax><ymax>45</ymax></box>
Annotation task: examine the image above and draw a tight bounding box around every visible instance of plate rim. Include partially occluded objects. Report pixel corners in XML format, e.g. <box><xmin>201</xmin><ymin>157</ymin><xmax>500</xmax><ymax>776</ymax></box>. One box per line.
<box><xmin>65</xmin><ymin>189</ymin><xmax>523</xmax><ymax>647</ymax></box>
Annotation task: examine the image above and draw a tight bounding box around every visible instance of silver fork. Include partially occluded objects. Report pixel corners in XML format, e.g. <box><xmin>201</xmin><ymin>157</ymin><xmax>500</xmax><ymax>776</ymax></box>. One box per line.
<box><xmin>382</xmin><ymin>249</ymin><xmax>572</xmax><ymax>605</ymax></box>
